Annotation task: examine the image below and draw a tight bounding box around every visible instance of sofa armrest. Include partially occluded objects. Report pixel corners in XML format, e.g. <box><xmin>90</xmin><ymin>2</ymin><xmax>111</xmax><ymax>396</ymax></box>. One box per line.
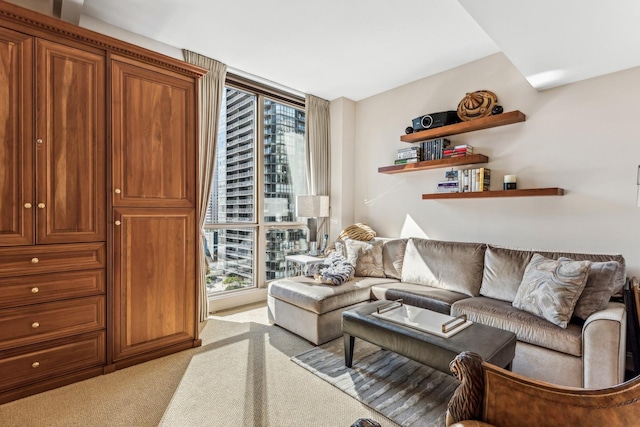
<box><xmin>582</xmin><ymin>301</ymin><xmax>626</xmax><ymax>388</ymax></box>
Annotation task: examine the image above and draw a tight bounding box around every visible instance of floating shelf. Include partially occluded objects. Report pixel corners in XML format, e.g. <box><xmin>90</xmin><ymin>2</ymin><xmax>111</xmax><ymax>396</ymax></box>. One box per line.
<box><xmin>378</xmin><ymin>154</ymin><xmax>489</xmax><ymax>174</ymax></box>
<box><xmin>401</xmin><ymin>110</ymin><xmax>526</xmax><ymax>143</ymax></box>
<box><xmin>421</xmin><ymin>187</ymin><xmax>564</xmax><ymax>200</ymax></box>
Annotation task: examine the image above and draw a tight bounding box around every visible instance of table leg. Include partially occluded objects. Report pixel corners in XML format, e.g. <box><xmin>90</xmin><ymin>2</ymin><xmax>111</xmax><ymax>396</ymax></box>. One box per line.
<box><xmin>344</xmin><ymin>333</ymin><xmax>355</xmax><ymax>367</ymax></box>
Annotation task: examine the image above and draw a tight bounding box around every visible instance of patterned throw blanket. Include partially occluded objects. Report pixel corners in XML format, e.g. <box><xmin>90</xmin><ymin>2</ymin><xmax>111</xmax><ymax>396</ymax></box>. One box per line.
<box><xmin>305</xmin><ymin>252</ymin><xmax>355</xmax><ymax>285</ymax></box>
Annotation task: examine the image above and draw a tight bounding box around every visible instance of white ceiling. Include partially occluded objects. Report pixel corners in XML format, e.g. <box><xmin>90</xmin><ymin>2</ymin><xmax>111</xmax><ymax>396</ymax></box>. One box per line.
<box><xmin>36</xmin><ymin>0</ymin><xmax>640</xmax><ymax>100</ymax></box>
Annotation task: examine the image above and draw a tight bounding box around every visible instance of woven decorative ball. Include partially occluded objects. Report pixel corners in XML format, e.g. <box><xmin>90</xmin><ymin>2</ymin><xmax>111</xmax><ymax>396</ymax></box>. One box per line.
<box><xmin>457</xmin><ymin>90</ymin><xmax>498</xmax><ymax>121</ymax></box>
<box><xmin>338</xmin><ymin>223</ymin><xmax>376</xmax><ymax>241</ymax></box>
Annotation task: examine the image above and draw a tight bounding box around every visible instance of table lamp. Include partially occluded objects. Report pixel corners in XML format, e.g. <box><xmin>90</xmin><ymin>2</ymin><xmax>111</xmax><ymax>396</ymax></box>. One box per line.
<box><xmin>296</xmin><ymin>195</ymin><xmax>329</xmax><ymax>255</ymax></box>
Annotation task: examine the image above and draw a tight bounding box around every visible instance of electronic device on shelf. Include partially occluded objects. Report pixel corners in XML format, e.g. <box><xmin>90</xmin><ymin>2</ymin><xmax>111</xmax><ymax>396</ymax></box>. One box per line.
<box><xmin>412</xmin><ymin>110</ymin><xmax>461</xmax><ymax>132</ymax></box>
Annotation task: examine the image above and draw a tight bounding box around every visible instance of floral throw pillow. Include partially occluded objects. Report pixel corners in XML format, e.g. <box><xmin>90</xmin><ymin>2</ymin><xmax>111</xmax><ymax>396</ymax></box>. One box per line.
<box><xmin>344</xmin><ymin>239</ymin><xmax>385</xmax><ymax>278</ymax></box>
<box><xmin>513</xmin><ymin>253</ymin><xmax>591</xmax><ymax>328</ymax></box>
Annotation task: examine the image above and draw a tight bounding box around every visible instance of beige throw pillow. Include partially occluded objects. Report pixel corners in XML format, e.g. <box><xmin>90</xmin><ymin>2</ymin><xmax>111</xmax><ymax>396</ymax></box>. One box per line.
<box><xmin>344</xmin><ymin>239</ymin><xmax>385</xmax><ymax>278</ymax></box>
<box><xmin>513</xmin><ymin>254</ymin><xmax>591</xmax><ymax>328</ymax></box>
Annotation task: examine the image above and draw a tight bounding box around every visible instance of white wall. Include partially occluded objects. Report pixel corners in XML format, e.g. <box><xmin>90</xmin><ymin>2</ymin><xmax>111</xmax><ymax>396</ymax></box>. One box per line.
<box><xmin>347</xmin><ymin>52</ymin><xmax>640</xmax><ymax>277</ymax></box>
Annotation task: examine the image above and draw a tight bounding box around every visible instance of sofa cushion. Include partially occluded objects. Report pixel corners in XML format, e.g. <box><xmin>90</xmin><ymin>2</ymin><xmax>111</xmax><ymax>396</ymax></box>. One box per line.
<box><xmin>344</xmin><ymin>238</ymin><xmax>385</xmax><ymax>277</ymax></box>
<box><xmin>268</xmin><ymin>276</ymin><xmax>397</xmax><ymax>315</ymax></box>
<box><xmin>382</xmin><ymin>238</ymin><xmax>407</xmax><ymax>279</ymax></box>
<box><xmin>401</xmin><ymin>238</ymin><xmax>486</xmax><ymax>297</ymax></box>
<box><xmin>481</xmin><ymin>245</ymin><xmax>626</xmax><ymax>303</ymax></box>
<box><xmin>451</xmin><ymin>297</ymin><xmax>583</xmax><ymax>357</ymax></box>
<box><xmin>573</xmin><ymin>260</ymin><xmax>621</xmax><ymax>320</ymax></box>
<box><xmin>513</xmin><ymin>254</ymin><xmax>591</xmax><ymax>328</ymax></box>
<box><xmin>370</xmin><ymin>282</ymin><xmax>470</xmax><ymax>314</ymax></box>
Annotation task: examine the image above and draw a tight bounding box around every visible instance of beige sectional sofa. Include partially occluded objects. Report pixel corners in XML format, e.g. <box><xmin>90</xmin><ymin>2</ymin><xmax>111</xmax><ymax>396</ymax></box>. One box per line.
<box><xmin>267</xmin><ymin>237</ymin><xmax>627</xmax><ymax>388</ymax></box>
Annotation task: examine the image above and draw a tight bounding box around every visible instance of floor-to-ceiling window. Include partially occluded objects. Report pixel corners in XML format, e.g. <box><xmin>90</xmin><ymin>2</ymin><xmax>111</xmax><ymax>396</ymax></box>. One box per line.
<box><xmin>204</xmin><ymin>79</ymin><xmax>307</xmax><ymax>295</ymax></box>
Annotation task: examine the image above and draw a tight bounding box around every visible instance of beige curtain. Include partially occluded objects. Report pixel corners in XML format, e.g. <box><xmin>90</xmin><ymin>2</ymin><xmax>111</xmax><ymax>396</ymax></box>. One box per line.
<box><xmin>305</xmin><ymin>94</ymin><xmax>331</xmax><ymax>240</ymax></box>
<box><xmin>183</xmin><ymin>50</ymin><xmax>227</xmax><ymax>322</ymax></box>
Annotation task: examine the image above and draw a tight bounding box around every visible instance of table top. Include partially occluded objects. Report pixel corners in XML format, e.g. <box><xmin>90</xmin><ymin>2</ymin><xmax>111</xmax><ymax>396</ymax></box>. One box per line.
<box><xmin>285</xmin><ymin>254</ymin><xmax>325</xmax><ymax>264</ymax></box>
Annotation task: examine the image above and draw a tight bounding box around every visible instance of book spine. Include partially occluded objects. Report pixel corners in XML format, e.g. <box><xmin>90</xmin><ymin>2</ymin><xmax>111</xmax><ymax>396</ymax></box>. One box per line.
<box><xmin>394</xmin><ymin>158</ymin><xmax>418</xmax><ymax>165</ymax></box>
<box><xmin>397</xmin><ymin>150</ymin><xmax>420</xmax><ymax>160</ymax></box>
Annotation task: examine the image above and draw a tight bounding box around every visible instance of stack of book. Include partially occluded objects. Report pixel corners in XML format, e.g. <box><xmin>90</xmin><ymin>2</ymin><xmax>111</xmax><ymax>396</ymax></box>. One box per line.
<box><xmin>419</xmin><ymin>138</ymin><xmax>450</xmax><ymax>161</ymax></box>
<box><xmin>461</xmin><ymin>167</ymin><xmax>491</xmax><ymax>192</ymax></box>
<box><xmin>395</xmin><ymin>146</ymin><xmax>422</xmax><ymax>165</ymax></box>
<box><xmin>443</xmin><ymin>144</ymin><xmax>473</xmax><ymax>158</ymax></box>
<box><xmin>437</xmin><ymin>170</ymin><xmax>460</xmax><ymax>193</ymax></box>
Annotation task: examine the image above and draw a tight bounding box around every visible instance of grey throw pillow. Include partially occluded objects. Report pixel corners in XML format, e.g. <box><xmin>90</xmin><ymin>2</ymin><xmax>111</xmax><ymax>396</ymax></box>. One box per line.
<box><xmin>344</xmin><ymin>239</ymin><xmax>385</xmax><ymax>278</ymax></box>
<box><xmin>513</xmin><ymin>253</ymin><xmax>591</xmax><ymax>328</ymax></box>
<box><xmin>572</xmin><ymin>260</ymin><xmax>620</xmax><ymax>320</ymax></box>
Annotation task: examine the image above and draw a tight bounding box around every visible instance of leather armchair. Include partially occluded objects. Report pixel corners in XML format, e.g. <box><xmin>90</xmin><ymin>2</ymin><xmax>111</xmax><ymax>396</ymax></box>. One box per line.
<box><xmin>446</xmin><ymin>351</ymin><xmax>640</xmax><ymax>427</ymax></box>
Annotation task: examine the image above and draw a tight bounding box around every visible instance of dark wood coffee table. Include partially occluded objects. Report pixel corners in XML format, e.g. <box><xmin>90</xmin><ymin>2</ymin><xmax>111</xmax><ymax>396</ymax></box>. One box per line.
<box><xmin>342</xmin><ymin>300</ymin><xmax>516</xmax><ymax>374</ymax></box>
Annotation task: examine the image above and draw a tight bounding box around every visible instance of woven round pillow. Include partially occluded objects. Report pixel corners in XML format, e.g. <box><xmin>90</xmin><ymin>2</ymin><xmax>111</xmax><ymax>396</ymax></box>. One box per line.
<box><xmin>338</xmin><ymin>223</ymin><xmax>376</xmax><ymax>241</ymax></box>
<box><xmin>457</xmin><ymin>90</ymin><xmax>498</xmax><ymax>121</ymax></box>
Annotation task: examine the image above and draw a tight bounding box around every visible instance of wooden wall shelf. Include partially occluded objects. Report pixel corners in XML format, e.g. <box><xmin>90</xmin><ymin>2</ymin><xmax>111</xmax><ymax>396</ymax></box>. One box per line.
<box><xmin>401</xmin><ymin>110</ymin><xmax>526</xmax><ymax>143</ymax></box>
<box><xmin>422</xmin><ymin>188</ymin><xmax>564</xmax><ymax>200</ymax></box>
<box><xmin>378</xmin><ymin>154</ymin><xmax>489</xmax><ymax>174</ymax></box>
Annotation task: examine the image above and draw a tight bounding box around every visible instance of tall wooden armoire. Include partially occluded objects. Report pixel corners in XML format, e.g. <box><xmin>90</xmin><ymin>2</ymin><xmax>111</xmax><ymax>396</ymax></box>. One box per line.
<box><xmin>0</xmin><ymin>0</ymin><xmax>205</xmax><ymax>403</ymax></box>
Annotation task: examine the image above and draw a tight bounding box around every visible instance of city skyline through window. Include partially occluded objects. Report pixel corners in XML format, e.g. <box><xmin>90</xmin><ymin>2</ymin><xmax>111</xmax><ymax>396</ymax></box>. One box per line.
<box><xmin>204</xmin><ymin>86</ymin><xmax>306</xmax><ymax>294</ymax></box>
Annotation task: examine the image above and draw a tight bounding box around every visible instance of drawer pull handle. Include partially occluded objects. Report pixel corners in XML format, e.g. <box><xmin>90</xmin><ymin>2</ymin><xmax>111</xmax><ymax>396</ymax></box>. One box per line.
<box><xmin>37</xmin><ymin>203</ymin><xmax>45</xmax><ymax>209</ymax></box>
<box><xmin>32</xmin><ymin>287</ymin><xmax>39</xmax><ymax>293</ymax></box>
<box><xmin>32</xmin><ymin>322</ymin><xmax>40</xmax><ymax>329</ymax></box>
<box><xmin>24</xmin><ymin>203</ymin><xmax>32</xmax><ymax>209</ymax></box>
<box><xmin>36</xmin><ymin>138</ymin><xmax>43</xmax><ymax>144</ymax></box>
<box><xmin>32</xmin><ymin>361</ymin><xmax>40</xmax><ymax>368</ymax></box>
<box><xmin>31</xmin><ymin>258</ymin><xmax>39</xmax><ymax>264</ymax></box>
<box><xmin>115</xmin><ymin>188</ymin><xmax>121</xmax><ymax>194</ymax></box>
<box><xmin>115</xmin><ymin>220</ymin><xmax>121</xmax><ymax>226</ymax></box>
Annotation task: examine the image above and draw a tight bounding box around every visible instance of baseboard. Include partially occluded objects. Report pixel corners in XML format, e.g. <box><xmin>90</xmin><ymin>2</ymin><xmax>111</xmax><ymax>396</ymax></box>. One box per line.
<box><xmin>208</xmin><ymin>288</ymin><xmax>267</xmax><ymax>313</ymax></box>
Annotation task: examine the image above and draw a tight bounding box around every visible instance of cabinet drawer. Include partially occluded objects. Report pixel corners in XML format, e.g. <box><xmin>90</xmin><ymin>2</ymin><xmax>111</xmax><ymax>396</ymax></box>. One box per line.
<box><xmin>0</xmin><ymin>296</ymin><xmax>105</xmax><ymax>350</ymax></box>
<box><xmin>0</xmin><ymin>269</ymin><xmax>105</xmax><ymax>309</ymax></box>
<box><xmin>0</xmin><ymin>243</ymin><xmax>105</xmax><ymax>278</ymax></box>
<box><xmin>0</xmin><ymin>330</ymin><xmax>105</xmax><ymax>392</ymax></box>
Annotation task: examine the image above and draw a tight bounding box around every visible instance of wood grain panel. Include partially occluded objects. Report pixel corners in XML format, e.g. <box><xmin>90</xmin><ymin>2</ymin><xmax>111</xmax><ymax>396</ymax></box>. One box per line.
<box><xmin>0</xmin><ymin>295</ymin><xmax>105</xmax><ymax>350</ymax></box>
<box><xmin>0</xmin><ymin>242</ymin><xmax>105</xmax><ymax>278</ymax></box>
<box><xmin>35</xmin><ymin>39</ymin><xmax>105</xmax><ymax>244</ymax></box>
<box><xmin>112</xmin><ymin>208</ymin><xmax>195</xmax><ymax>361</ymax></box>
<box><xmin>111</xmin><ymin>58</ymin><xmax>196</xmax><ymax>208</ymax></box>
<box><xmin>0</xmin><ymin>27</ymin><xmax>33</xmax><ymax>246</ymax></box>
<box><xmin>0</xmin><ymin>330</ymin><xmax>105</xmax><ymax>392</ymax></box>
<box><xmin>0</xmin><ymin>269</ymin><xmax>104</xmax><ymax>309</ymax></box>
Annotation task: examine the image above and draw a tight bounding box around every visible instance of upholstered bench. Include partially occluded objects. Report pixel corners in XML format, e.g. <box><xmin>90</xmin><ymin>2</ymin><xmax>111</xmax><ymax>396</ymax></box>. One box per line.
<box><xmin>267</xmin><ymin>276</ymin><xmax>398</xmax><ymax>345</ymax></box>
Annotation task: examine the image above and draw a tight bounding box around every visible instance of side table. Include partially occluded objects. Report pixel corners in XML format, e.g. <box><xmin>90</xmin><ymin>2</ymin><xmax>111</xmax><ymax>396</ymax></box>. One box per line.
<box><xmin>285</xmin><ymin>254</ymin><xmax>325</xmax><ymax>277</ymax></box>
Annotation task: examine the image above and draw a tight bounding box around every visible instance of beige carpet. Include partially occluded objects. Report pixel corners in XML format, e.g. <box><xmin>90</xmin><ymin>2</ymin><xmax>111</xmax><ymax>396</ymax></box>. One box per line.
<box><xmin>0</xmin><ymin>302</ymin><xmax>399</xmax><ymax>426</ymax></box>
<box><xmin>292</xmin><ymin>339</ymin><xmax>459</xmax><ymax>427</ymax></box>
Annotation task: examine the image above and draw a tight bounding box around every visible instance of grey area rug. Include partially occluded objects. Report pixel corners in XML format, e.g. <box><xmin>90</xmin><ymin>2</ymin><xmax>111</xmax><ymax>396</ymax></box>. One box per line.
<box><xmin>291</xmin><ymin>338</ymin><xmax>460</xmax><ymax>427</ymax></box>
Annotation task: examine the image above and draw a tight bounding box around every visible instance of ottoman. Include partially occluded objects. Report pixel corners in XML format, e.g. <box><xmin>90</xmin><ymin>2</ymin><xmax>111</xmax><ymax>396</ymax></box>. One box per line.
<box><xmin>267</xmin><ymin>275</ymin><xmax>398</xmax><ymax>345</ymax></box>
<box><xmin>342</xmin><ymin>300</ymin><xmax>517</xmax><ymax>374</ymax></box>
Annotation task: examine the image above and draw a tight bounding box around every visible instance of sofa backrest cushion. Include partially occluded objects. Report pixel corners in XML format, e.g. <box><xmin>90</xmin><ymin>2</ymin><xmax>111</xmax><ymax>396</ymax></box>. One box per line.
<box><xmin>401</xmin><ymin>238</ymin><xmax>486</xmax><ymax>297</ymax></box>
<box><xmin>481</xmin><ymin>245</ymin><xmax>626</xmax><ymax>305</ymax></box>
<box><xmin>382</xmin><ymin>238</ymin><xmax>407</xmax><ymax>279</ymax></box>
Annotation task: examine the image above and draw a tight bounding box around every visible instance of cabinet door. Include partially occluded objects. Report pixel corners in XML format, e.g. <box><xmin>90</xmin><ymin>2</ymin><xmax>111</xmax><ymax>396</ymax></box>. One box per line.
<box><xmin>35</xmin><ymin>40</ymin><xmax>105</xmax><ymax>244</ymax></box>
<box><xmin>111</xmin><ymin>56</ymin><xmax>196</xmax><ymax>208</ymax></box>
<box><xmin>0</xmin><ymin>28</ymin><xmax>34</xmax><ymax>246</ymax></box>
<box><xmin>112</xmin><ymin>208</ymin><xmax>195</xmax><ymax>361</ymax></box>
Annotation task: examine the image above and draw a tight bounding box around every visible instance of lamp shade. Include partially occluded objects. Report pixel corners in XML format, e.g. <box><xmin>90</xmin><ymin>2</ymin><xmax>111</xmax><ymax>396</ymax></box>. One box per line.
<box><xmin>296</xmin><ymin>195</ymin><xmax>329</xmax><ymax>218</ymax></box>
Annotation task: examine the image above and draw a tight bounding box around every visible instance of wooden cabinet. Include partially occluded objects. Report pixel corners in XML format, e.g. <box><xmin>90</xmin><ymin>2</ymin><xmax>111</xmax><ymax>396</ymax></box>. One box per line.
<box><xmin>112</xmin><ymin>208</ymin><xmax>195</xmax><ymax>362</ymax></box>
<box><xmin>0</xmin><ymin>1</ymin><xmax>204</xmax><ymax>403</ymax></box>
<box><xmin>0</xmin><ymin>27</ymin><xmax>34</xmax><ymax>247</ymax></box>
<box><xmin>111</xmin><ymin>56</ymin><xmax>196</xmax><ymax>208</ymax></box>
<box><xmin>35</xmin><ymin>39</ymin><xmax>106</xmax><ymax>244</ymax></box>
<box><xmin>111</xmin><ymin>56</ymin><xmax>199</xmax><ymax>368</ymax></box>
<box><xmin>0</xmin><ymin>33</ymin><xmax>105</xmax><ymax>246</ymax></box>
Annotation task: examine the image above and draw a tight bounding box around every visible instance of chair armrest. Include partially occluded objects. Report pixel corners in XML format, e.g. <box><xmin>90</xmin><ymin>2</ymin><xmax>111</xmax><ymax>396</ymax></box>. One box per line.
<box><xmin>450</xmin><ymin>422</ymin><xmax>496</xmax><ymax>427</ymax></box>
<box><xmin>582</xmin><ymin>301</ymin><xmax>626</xmax><ymax>388</ymax></box>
